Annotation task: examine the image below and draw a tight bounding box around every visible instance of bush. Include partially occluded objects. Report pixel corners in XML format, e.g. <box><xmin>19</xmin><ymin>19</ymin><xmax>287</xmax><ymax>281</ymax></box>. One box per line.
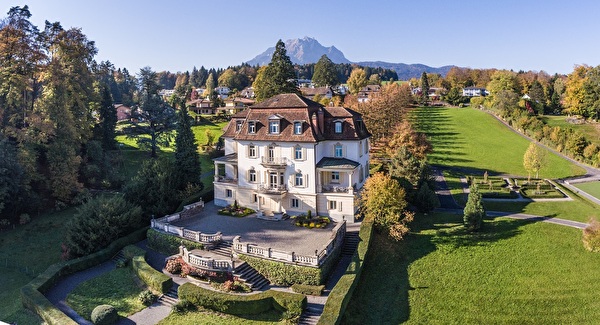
<box><xmin>19</xmin><ymin>213</ymin><xmax>31</xmax><ymax>225</ymax></box>
<box><xmin>146</xmin><ymin>228</ymin><xmax>204</xmax><ymax>255</ymax></box>
<box><xmin>91</xmin><ymin>304</ymin><xmax>118</xmax><ymax>325</ymax></box>
<box><xmin>132</xmin><ymin>255</ymin><xmax>173</xmax><ymax>294</ymax></box>
<box><xmin>583</xmin><ymin>218</ymin><xmax>600</xmax><ymax>252</ymax></box>
<box><xmin>165</xmin><ymin>257</ymin><xmax>183</xmax><ymax>274</ymax></box>
<box><xmin>238</xmin><ymin>254</ymin><xmax>322</xmax><ymax>286</ymax></box>
<box><xmin>291</xmin><ymin>283</ymin><xmax>325</xmax><ymax>296</ymax></box>
<box><xmin>138</xmin><ymin>290</ymin><xmax>158</xmax><ymax>306</ymax></box>
<box><xmin>172</xmin><ymin>299</ymin><xmax>196</xmax><ymax>314</ymax></box>
<box><xmin>211</xmin><ymin>280</ymin><xmax>251</xmax><ymax>293</ymax></box>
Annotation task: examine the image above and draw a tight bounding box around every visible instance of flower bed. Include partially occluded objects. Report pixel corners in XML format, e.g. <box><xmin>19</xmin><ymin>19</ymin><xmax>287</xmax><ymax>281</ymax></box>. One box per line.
<box><xmin>291</xmin><ymin>214</ymin><xmax>331</xmax><ymax>229</ymax></box>
<box><xmin>211</xmin><ymin>279</ymin><xmax>251</xmax><ymax>293</ymax></box>
<box><xmin>218</xmin><ymin>203</ymin><xmax>255</xmax><ymax>217</ymax></box>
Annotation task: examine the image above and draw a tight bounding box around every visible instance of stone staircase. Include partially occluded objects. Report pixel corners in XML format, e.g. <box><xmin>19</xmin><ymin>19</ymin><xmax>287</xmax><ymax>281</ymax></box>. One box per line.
<box><xmin>341</xmin><ymin>230</ymin><xmax>360</xmax><ymax>256</ymax></box>
<box><xmin>111</xmin><ymin>250</ymin><xmax>127</xmax><ymax>265</ymax></box>
<box><xmin>210</xmin><ymin>240</ymin><xmax>233</xmax><ymax>257</ymax></box>
<box><xmin>159</xmin><ymin>286</ymin><xmax>179</xmax><ymax>307</ymax></box>
<box><xmin>233</xmin><ymin>262</ymin><xmax>270</xmax><ymax>290</ymax></box>
<box><xmin>298</xmin><ymin>302</ymin><xmax>323</xmax><ymax>325</ymax></box>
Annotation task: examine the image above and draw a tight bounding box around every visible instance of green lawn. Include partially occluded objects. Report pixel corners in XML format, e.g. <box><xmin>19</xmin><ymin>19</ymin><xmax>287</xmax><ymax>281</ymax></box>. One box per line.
<box><xmin>411</xmin><ymin>107</ymin><xmax>585</xmax><ymax>178</ymax></box>
<box><xmin>344</xmin><ymin>212</ymin><xmax>600</xmax><ymax>324</ymax></box>
<box><xmin>159</xmin><ymin>308</ymin><xmax>286</xmax><ymax>325</ymax></box>
<box><xmin>67</xmin><ymin>267</ymin><xmax>147</xmax><ymax>320</ymax></box>
<box><xmin>542</xmin><ymin>115</ymin><xmax>600</xmax><ymax>145</ymax></box>
<box><xmin>575</xmin><ymin>181</ymin><xmax>600</xmax><ymax>201</ymax></box>
<box><xmin>0</xmin><ymin>207</ymin><xmax>79</xmax><ymax>324</ymax></box>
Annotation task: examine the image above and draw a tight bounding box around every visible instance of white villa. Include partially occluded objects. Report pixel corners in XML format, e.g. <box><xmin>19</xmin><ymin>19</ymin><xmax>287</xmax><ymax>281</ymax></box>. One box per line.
<box><xmin>213</xmin><ymin>93</ymin><xmax>371</xmax><ymax>223</ymax></box>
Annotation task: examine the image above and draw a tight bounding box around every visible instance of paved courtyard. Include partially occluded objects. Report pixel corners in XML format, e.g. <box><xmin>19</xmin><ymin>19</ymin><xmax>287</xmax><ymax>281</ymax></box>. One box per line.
<box><xmin>172</xmin><ymin>201</ymin><xmax>339</xmax><ymax>256</ymax></box>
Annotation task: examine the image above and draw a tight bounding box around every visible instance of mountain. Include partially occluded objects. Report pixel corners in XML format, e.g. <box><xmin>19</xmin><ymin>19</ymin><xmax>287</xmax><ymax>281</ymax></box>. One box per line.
<box><xmin>246</xmin><ymin>37</ymin><xmax>350</xmax><ymax>66</ymax></box>
<box><xmin>245</xmin><ymin>37</ymin><xmax>458</xmax><ymax>80</ymax></box>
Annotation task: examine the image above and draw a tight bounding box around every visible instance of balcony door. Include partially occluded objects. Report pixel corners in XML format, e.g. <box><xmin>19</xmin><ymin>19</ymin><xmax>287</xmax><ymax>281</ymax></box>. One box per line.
<box><xmin>268</xmin><ymin>146</ymin><xmax>275</xmax><ymax>162</ymax></box>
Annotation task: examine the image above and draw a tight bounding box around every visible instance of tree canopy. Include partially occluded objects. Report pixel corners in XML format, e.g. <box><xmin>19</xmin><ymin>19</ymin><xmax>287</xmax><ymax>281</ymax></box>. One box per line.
<box><xmin>253</xmin><ymin>39</ymin><xmax>298</xmax><ymax>102</ymax></box>
<box><xmin>312</xmin><ymin>54</ymin><xmax>339</xmax><ymax>87</ymax></box>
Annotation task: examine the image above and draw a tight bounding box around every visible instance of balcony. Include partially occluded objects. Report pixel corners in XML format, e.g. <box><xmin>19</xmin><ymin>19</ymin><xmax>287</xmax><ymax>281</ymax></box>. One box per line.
<box><xmin>261</xmin><ymin>157</ymin><xmax>288</xmax><ymax>168</ymax></box>
<box><xmin>257</xmin><ymin>184</ymin><xmax>288</xmax><ymax>195</ymax></box>
<box><xmin>214</xmin><ymin>175</ymin><xmax>238</xmax><ymax>183</ymax></box>
<box><xmin>322</xmin><ymin>184</ymin><xmax>354</xmax><ymax>194</ymax></box>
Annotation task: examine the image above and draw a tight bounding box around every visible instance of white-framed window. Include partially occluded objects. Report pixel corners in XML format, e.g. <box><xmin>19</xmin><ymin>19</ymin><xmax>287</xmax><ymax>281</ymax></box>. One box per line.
<box><xmin>236</xmin><ymin>120</ymin><xmax>243</xmax><ymax>131</ymax></box>
<box><xmin>253</xmin><ymin>194</ymin><xmax>258</xmax><ymax>202</ymax></box>
<box><xmin>248</xmin><ymin>121</ymin><xmax>256</xmax><ymax>134</ymax></box>
<box><xmin>291</xmin><ymin>198</ymin><xmax>300</xmax><ymax>208</ymax></box>
<box><xmin>328</xmin><ymin>200</ymin><xmax>337</xmax><ymax>210</ymax></box>
<box><xmin>269</xmin><ymin>120</ymin><xmax>280</xmax><ymax>134</ymax></box>
<box><xmin>359</xmin><ymin>166</ymin><xmax>364</xmax><ymax>182</ymax></box>
<box><xmin>248</xmin><ymin>144</ymin><xmax>257</xmax><ymax>158</ymax></box>
<box><xmin>295</xmin><ymin>173</ymin><xmax>303</xmax><ymax>187</ymax></box>
<box><xmin>226</xmin><ymin>189</ymin><xmax>233</xmax><ymax>198</ymax></box>
<box><xmin>331</xmin><ymin>171</ymin><xmax>340</xmax><ymax>183</ymax></box>
<box><xmin>294</xmin><ymin>121</ymin><xmax>303</xmax><ymax>135</ymax></box>
<box><xmin>294</xmin><ymin>145</ymin><xmax>303</xmax><ymax>160</ymax></box>
<box><xmin>249</xmin><ymin>169</ymin><xmax>257</xmax><ymax>183</ymax></box>
<box><xmin>334</xmin><ymin>121</ymin><xmax>343</xmax><ymax>133</ymax></box>
<box><xmin>334</xmin><ymin>144</ymin><xmax>343</xmax><ymax>158</ymax></box>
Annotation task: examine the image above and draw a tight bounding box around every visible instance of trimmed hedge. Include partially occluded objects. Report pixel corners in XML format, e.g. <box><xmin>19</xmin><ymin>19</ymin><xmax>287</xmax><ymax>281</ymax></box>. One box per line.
<box><xmin>291</xmin><ymin>284</ymin><xmax>325</xmax><ymax>296</ymax></box>
<box><xmin>21</xmin><ymin>227</ymin><xmax>148</xmax><ymax>325</ymax></box>
<box><xmin>178</xmin><ymin>283</ymin><xmax>306</xmax><ymax>316</ymax></box>
<box><xmin>132</xmin><ymin>255</ymin><xmax>172</xmax><ymax>294</ymax></box>
<box><xmin>146</xmin><ymin>228</ymin><xmax>204</xmax><ymax>255</ymax></box>
<box><xmin>237</xmin><ymin>255</ymin><xmax>321</xmax><ymax>286</ymax></box>
<box><xmin>91</xmin><ymin>304</ymin><xmax>118</xmax><ymax>325</ymax></box>
<box><xmin>318</xmin><ymin>221</ymin><xmax>374</xmax><ymax>325</ymax></box>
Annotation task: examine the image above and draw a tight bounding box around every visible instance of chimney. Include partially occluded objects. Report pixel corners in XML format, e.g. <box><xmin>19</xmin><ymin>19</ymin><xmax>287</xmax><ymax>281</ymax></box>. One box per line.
<box><xmin>317</xmin><ymin>108</ymin><xmax>324</xmax><ymax>134</ymax></box>
<box><xmin>311</xmin><ymin>112</ymin><xmax>319</xmax><ymax>135</ymax></box>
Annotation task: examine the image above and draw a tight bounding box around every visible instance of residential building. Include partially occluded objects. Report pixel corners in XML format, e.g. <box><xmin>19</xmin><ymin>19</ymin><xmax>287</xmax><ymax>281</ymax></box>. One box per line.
<box><xmin>462</xmin><ymin>87</ymin><xmax>488</xmax><ymax>97</ymax></box>
<box><xmin>187</xmin><ymin>98</ymin><xmax>216</xmax><ymax>115</ymax></box>
<box><xmin>357</xmin><ymin>84</ymin><xmax>381</xmax><ymax>103</ymax></box>
<box><xmin>240</xmin><ymin>87</ymin><xmax>255</xmax><ymax>98</ymax></box>
<box><xmin>114</xmin><ymin>104</ymin><xmax>131</xmax><ymax>121</ymax></box>
<box><xmin>213</xmin><ymin>93</ymin><xmax>371</xmax><ymax>223</ymax></box>
<box><xmin>300</xmin><ymin>86</ymin><xmax>334</xmax><ymax>101</ymax></box>
<box><xmin>218</xmin><ymin>97</ymin><xmax>255</xmax><ymax>115</ymax></box>
<box><xmin>215</xmin><ymin>86</ymin><xmax>231</xmax><ymax>99</ymax></box>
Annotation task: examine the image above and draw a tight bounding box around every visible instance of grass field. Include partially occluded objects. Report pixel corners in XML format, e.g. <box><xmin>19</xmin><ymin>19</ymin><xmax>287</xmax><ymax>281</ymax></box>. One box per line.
<box><xmin>574</xmin><ymin>181</ymin><xmax>600</xmax><ymax>200</ymax></box>
<box><xmin>158</xmin><ymin>308</ymin><xmax>285</xmax><ymax>325</ymax></box>
<box><xmin>344</xmin><ymin>212</ymin><xmax>600</xmax><ymax>324</ymax></box>
<box><xmin>411</xmin><ymin>107</ymin><xmax>585</xmax><ymax>178</ymax></box>
<box><xmin>542</xmin><ymin>115</ymin><xmax>600</xmax><ymax>145</ymax></box>
<box><xmin>0</xmin><ymin>207</ymin><xmax>78</xmax><ymax>324</ymax></box>
<box><xmin>67</xmin><ymin>267</ymin><xmax>147</xmax><ymax>320</ymax></box>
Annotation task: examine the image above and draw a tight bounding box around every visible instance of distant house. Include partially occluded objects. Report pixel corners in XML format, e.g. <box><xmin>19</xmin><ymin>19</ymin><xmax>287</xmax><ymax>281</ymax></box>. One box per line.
<box><xmin>215</xmin><ymin>86</ymin><xmax>231</xmax><ymax>99</ymax></box>
<box><xmin>357</xmin><ymin>85</ymin><xmax>381</xmax><ymax>103</ymax></box>
<box><xmin>462</xmin><ymin>87</ymin><xmax>488</xmax><ymax>97</ymax></box>
<box><xmin>218</xmin><ymin>97</ymin><xmax>255</xmax><ymax>115</ymax></box>
<box><xmin>240</xmin><ymin>87</ymin><xmax>255</xmax><ymax>99</ymax></box>
<box><xmin>114</xmin><ymin>104</ymin><xmax>131</xmax><ymax>121</ymax></box>
<box><xmin>158</xmin><ymin>89</ymin><xmax>175</xmax><ymax>100</ymax></box>
<box><xmin>187</xmin><ymin>98</ymin><xmax>216</xmax><ymax>116</ymax></box>
<box><xmin>300</xmin><ymin>86</ymin><xmax>334</xmax><ymax>100</ymax></box>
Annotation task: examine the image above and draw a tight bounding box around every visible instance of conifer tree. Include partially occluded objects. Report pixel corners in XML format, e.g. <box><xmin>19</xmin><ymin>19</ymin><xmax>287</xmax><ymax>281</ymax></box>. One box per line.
<box><xmin>464</xmin><ymin>183</ymin><xmax>485</xmax><ymax>231</ymax></box>
<box><xmin>420</xmin><ymin>72</ymin><xmax>430</xmax><ymax>105</ymax></box>
<box><xmin>254</xmin><ymin>40</ymin><xmax>298</xmax><ymax>101</ymax></box>
<box><xmin>99</xmin><ymin>84</ymin><xmax>117</xmax><ymax>150</ymax></box>
<box><xmin>313</xmin><ymin>54</ymin><xmax>339</xmax><ymax>87</ymax></box>
<box><xmin>174</xmin><ymin>104</ymin><xmax>202</xmax><ymax>190</ymax></box>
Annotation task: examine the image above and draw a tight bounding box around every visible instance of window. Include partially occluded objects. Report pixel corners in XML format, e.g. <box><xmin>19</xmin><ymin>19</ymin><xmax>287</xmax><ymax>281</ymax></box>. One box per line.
<box><xmin>291</xmin><ymin>198</ymin><xmax>300</xmax><ymax>208</ymax></box>
<box><xmin>248</xmin><ymin>145</ymin><xmax>257</xmax><ymax>158</ymax></box>
<box><xmin>248</xmin><ymin>121</ymin><xmax>256</xmax><ymax>133</ymax></box>
<box><xmin>295</xmin><ymin>173</ymin><xmax>303</xmax><ymax>187</ymax></box>
<box><xmin>334</xmin><ymin>144</ymin><xmax>343</xmax><ymax>158</ymax></box>
<box><xmin>226</xmin><ymin>189</ymin><xmax>233</xmax><ymax>198</ymax></box>
<box><xmin>365</xmin><ymin>161</ymin><xmax>369</xmax><ymax>179</ymax></box>
<box><xmin>331</xmin><ymin>171</ymin><xmax>340</xmax><ymax>183</ymax></box>
<box><xmin>269</xmin><ymin>120</ymin><xmax>280</xmax><ymax>134</ymax></box>
<box><xmin>359</xmin><ymin>141</ymin><xmax>363</xmax><ymax>157</ymax></box>
<box><xmin>334</xmin><ymin>121</ymin><xmax>343</xmax><ymax>133</ymax></box>
<box><xmin>236</xmin><ymin>120</ymin><xmax>243</xmax><ymax>131</ymax></box>
<box><xmin>249</xmin><ymin>169</ymin><xmax>256</xmax><ymax>183</ymax></box>
<box><xmin>365</xmin><ymin>139</ymin><xmax>369</xmax><ymax>154</ymax></box>
<box><xmin>294</xmin><ymin>146</ymin><xmax>303</xmax><ymax>160</ymax></box>
<box><xmin>359</xmin><ymin>166</ymin><xmax>364</xmax><ymax>182</ymax></box>
<box><xmin>253</xmin><ymin>194</ymin><xmax>258</xmax><ymax>203</ymax></box>
<box><xmin>294</xmin><ymin>121</ymin><xmax>303</xmax><ymax>134</ymax></box>
<box><xmin>329</xmin><ymin>200</ymin><xmax>337</xmax><ymax>210</ymax></box>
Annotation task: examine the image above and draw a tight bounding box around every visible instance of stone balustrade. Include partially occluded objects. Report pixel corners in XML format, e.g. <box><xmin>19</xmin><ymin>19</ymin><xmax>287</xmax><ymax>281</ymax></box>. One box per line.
<box><xmin>151</xmin><ymin>200</ymin><xmax>222</xmax><ymax>245</ymax></box>
<box><xmin>180</xmin><ymin>246</ymin><xmax>233</xmax><ymax>271</ymax></box>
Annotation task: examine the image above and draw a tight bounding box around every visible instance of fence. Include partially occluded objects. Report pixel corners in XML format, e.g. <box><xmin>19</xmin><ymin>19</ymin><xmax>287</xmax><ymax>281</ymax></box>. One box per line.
<box><xmin>150</xmin><ymin>200</ymin><xmax>223</xmax><ymax>245</ymax></box>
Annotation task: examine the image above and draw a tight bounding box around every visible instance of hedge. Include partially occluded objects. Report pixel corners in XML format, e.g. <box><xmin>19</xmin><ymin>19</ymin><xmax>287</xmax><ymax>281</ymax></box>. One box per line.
<box><xmin>146</xmin><ymin>228</ymin><xmax>204</xmax><ymax>255</ymax></box>
<box><xmin>291</xmin><ymin>284</ymin><xmax>325</xmax><ymax>296</ymax></box>
<box><xmin>132</xmin><ymin>255</ymin><xmax>172</xmax><ymax>294</ymax></box>
<box><xmin>178</xmin><ymin>283</ymin><xmax>306</xmax><ymax>316</ymax></box>
<box><xmin>318</xmin><ymin>221</ymin><xmax>374</xmax><ymax>325</ymax></box>
<box><xmin>20</xmin><ymin>227</ymin><xmax>148</xmax><ymax>325</ymax></box>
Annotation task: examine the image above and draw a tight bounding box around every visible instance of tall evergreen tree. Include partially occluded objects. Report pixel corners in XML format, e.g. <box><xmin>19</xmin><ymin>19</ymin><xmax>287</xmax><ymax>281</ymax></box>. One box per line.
<box><xmin>254</xmin><ymin>39</ymin><xmax>298</xmax><ymax>101</ymax></box>
<box><xmin>0</xmin><ymin>137</ymin><xmax>25</xmax><ymax>218</ymax></box>
<box><xmin>174</xmin><ymin>104</ymin><xmax>203</xmax><ymax>191</ymax></box>
<box><xmin>420</xmin><ymin>72</ymin><xmax>430</xmax><ymax>105</ymax></box>
<box><xmin>98</xmin><ymin>84</ymin><xmax>117</xmax><ymax>150</ymax></box>
<box><xmin>312</xmin><ymin>54</ymin><xmax>339</xmax><ymax>87</ymax></box>
<box><xmin>464</xmin><ymin>183</ymin><xmax>485</xmax><ymax>231</ymax></box>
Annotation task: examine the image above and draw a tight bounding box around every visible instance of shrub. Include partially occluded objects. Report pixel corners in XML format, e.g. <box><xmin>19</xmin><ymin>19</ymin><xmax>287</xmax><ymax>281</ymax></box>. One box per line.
<box><xmin>91</xmin><ymin>304</ymin><xmax>118</xmax><ymax>325</ymax></box>
<box><xmin>19</xmin><ymin>213</ymin><xmax>31</xmax><ymax>225</ymax></box>
<box><xmin>138</xmin><ymin>290</ymin><xmax>158</xmax><ymax>306</ymax></box>
<box><xmin>211</xmin><ymin>280</ymin><xmax>251</xmax><ymax>293</ymax></box>
<box><xmin>291</xmin><ymin>283</ymin><xmax>325</xmax><ymax>296</ymax></box>
<box><xmin>165</xmin><ymin>257</ymin><xmax>183</xmax><ymax>274</ymax></box>
<box><xmin>132</xmin><ymin>255</ymin><xmax>173</xmax><ymax>294</ymax></box>
<box><xmin>583</xmin><ymin>218</ymin><xmax>600</xmax><ymax>252</ymax></box>
<box><xmin>172</xmin><ymin>299</ymin><xmax>196</xmax><ymax>314</ymax></box>
<box><xmin>146</xmin><ymin>228</ymin><xmax>204</xmax><ymax>255</ymax></box>
<box><xmin>218</xmin><ymin>204</ymin><xmax>255</xmax><ymax>217</ymax></box>
<box><xmin>238</xmin><ymin>254</ymin><xmax>322</xmax><ymax>286</ymax></box>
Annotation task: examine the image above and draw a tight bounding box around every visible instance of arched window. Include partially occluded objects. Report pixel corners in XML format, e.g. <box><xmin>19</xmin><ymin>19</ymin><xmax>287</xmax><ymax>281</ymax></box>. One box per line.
<box><xmin>334</xmin><ymin>121</ymin><xmax>343</xmax><ymax>133</ymax></box>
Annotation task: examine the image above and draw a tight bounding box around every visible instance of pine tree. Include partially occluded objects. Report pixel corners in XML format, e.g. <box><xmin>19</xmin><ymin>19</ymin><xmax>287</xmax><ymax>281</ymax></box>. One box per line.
<box><xmin>420</xmin><ymin>72</ymin><xmax>430</xmax><ymax>105</ymax></box>
<box><xmin>99</xmin><ymin>84</ymin><xmax>117</xmax><ymax>150</ymax></box>
<box><xmin>254</xmin><ymin>39</ymin><xmax>298</xmax><ymax>101</ymax></box>
<box><xmin>312</xmin><ymin>54</ymin><xmax>339</xmax><ymax>87</ymax></box>
<box><xmin>174</xmin><ymin>105</ymin><xmax>202</xmax><ymax>190</ymax></box>
<box><xmin>464</xmin><ymin>183</ymin><xmax>485</xmax><ymax>231</ymax></box>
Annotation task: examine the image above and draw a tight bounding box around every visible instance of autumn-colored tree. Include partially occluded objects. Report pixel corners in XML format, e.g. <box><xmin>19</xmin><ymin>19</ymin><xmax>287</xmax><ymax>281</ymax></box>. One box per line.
<box><xmin>563</xmin><ymin>65</ymin><xmax>589</xmax><ymax>116</ymax></box>
<box><xmin>347</xmin><ymin>68</ymin><xmax>368</xmax><ymax>95</ymax></box>
<box><xmin>523</xmin><ymin>142</ymin><xmax>547</xmax><ymax>181</ymax></box>
<box><xmin>385</xmin><ymin>120</ymin><xmax>432</xmax><ymax>160</ymax></box>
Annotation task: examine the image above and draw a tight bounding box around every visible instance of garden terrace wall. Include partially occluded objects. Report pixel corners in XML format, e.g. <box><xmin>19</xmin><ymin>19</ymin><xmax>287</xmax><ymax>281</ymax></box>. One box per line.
<box><xmin>147</xmin><ymin>228</ymin><xmax>205</xmax><ymax>255</ymax></box>
<box><xmin>132</xmin><ymin>255</ymin><xmax>173</xmax><ymax>294</ymax></box>
<box><xmin>178</xmin><ymin>282</ymin><xmax>306</xmax><ymax>316</ymax></box>
<box><xmin>20</xmin><ymin>227</ymin><xmax>148</xmax><ymax>325</ymax></box>
<box><xmin>318</xmin><ymin>220</ymin><xmax>374</xmax><ymax>325</ymax></box>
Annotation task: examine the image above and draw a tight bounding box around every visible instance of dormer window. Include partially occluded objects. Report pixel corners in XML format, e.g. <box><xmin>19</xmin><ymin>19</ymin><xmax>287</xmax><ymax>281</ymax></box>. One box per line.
<box><xmin>334</xmin><ymin>121</ymin><xmax>343</xmax><ymax>134</ymax></box>
<box><xmin>294</xmin><ymin>121</ymin><xmax>303</xmax><ymax>135</ymax></box>
<box><xmin>268</xmin><ymin>114</ymin><xmax>283</xmax><ymax>134</ymax></box>
<box><xmin>236</xmin><ymin>120</ymin><xmax>243</xmax><ymax>132</ymax></box>
<box><xmin>248</xmin><ymin>121</ymin><xmax>256</xmax><ymax>134</ymax></box>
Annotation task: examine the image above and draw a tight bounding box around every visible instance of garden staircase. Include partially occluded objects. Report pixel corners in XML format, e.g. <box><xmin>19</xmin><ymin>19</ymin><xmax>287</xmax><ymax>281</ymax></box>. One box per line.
<box><xmin>158</xmin><ymin>286</ymin><xmax>179</xmax><ymax>307</ymax></box>
<box><xmin>111</xmin><ymin>250</ymin><xmax>127</xmax><ymax>265</ymax></box>
<box><xmin>210</xmin><ymin>240</ymin><xmax>233</xmax><ymax>257</ymax></box>
<box><xmin>341</xmin><ymin>230</ymin><xmax>360</xmax><ymax>256</ymax></box>
<box><xmin>298</xmin><ymin>302</ymin><xmax>323</xmax><ymax>325</ymax></box>
<box><xmin>233</xmin><ymin>262</ymin><xmax>270</xmax><ymax>290</ymax></box>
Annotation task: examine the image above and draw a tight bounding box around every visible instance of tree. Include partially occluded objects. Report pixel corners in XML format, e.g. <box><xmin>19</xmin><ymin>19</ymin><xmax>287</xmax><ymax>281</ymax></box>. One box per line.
<box><xmin>420</xmin><ymin>72</ymin><xmax>430</xmax><ymax>105</ymax></box>
<box><xmin>125</xmin><ymin>67</ymin><xmax>177</xmax><ymax>158</ymax></box>
<box><xmin>253</xmin><ymin>40</ymin><xmax>298</xmax><ymax>102</ymax></box>
<box><xmin>360</xmin><ymin>173</ymin><xmax>413</xmax><ymax>241</ymax></box>
<box><xmin>205</xmin><ymin>72</ymin><xmax>216</xmax><ymax>96</ymax></box>
<box><xmin>98</xmin><ymin>84</ymin><xmax>117</xmax><ymax>150</ymax></box>
<box><xmin>0</xmin><ymin>137</ymin><xmax>25</xmax><ymax>218</ymax></box>
<box><xmin>444</xmin><ymin>87</ymin><xmax>466</xmax><ymax>106</ymax></box>
<box><xmin>414</xmin><ymin>182</ymin><xmax>440</xmax><ymax>213</ymax></box>
<box><xmin>347</xmin><ymin>68</ymin><xmax>367</xmax><ymax>95</ymax></box>
<box><xmin>174</xmin><ymin>105</ymin><xmax>202</xmax><ymax>191</ymax></box>
<box><xmin>463</xmin><ymin>183</ymin><xmax>485</xmax><ymax>231</ymax></box>
<box><xmin>312</xmin><ymin>54</ymin><xmax>339</xmax><ymax>87</ymax></box>
<box><xmin>523</xmin><ymin>142</ymin><xmax>547</xmax><ymax>181</ymax></box>
<box><xmin>563</xmin><ymin>65</ymin><xmax>589</xmax><ymax>116</ymax></box>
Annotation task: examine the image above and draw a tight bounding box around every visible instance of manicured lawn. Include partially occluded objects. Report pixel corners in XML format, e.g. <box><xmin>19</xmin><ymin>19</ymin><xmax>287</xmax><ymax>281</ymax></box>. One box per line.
<box><xmin>67</xmin><ymin>267</ymin><xmax>147</xmax><ymax>320</ymax></box>
<box><xmin>575</xmin><ymin>181</ymin><xmax>600</xmax><ymax>201</ymax></box>
<box><xmin>0</xmin><ymin>207</ymin><xmax>79</xmax><ymax>324</ymax></box>
<box><xmin>411</xmin><ymin>107</ymin><xmax>585</xmax><ymax>178</ymax></box>
<box><xmin>344</xmin><ymin>212</ymin><xmax>600</xmax><ymax>324</ymax></box>
<box><xmin>159</xmin><ymin>308</ymin><xmax>285</xmax><ymax>324</ymax></box>
<box><xmin>542</xmin><ymin>115</ymin><xmax>600</xmax><ymax>145</ymax></box>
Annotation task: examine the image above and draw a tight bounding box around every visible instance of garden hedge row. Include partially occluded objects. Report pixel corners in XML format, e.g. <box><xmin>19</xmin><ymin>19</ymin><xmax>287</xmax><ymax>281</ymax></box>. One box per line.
<box><xmin>131</xmin><ymin>255</ymin><xmax>172</xmax><ymax>294</ymax></box>
<box><xmin>20</xmin><ymin>227</ymin><xmax>148</xmax><ymax>325</ymax></box>
<box><xmin>146</xmin><ymin>228</ymin><xmax>204</xmax><ymax>255</ymax></box>
<box><xmin>178</xmin><ymin>282</ymin><xmax>306</xmax><ymax>316</ymax></box>
<box><xmin>291</xmin><ymin>283</ymin><xmax>325</xmax><ymax>296</ymax></box>
<box><xmin>318</xmin><ymin>220</ymin><xmax>374</xmax><ymax>325</ymax></box>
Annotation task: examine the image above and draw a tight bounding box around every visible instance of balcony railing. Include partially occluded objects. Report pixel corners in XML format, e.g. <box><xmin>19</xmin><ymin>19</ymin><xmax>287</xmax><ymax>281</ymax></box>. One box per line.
<box><xmin>322</xmin><ymin>184</ymin><xmax>354</xmax><ymax>194</ymax></box>
<box><xmin>260</xmin><ymin>156</ymin><xmax>288</xmax><ymax>167</ymax></box>
<box><xmin>214</xmin><ymin>175</ymin><xmax>238</xmax><ymax>183</ymax></box>
<box><xmin>257</xmin><ymin>184</ymin><xmax>288</xmax><ymax>194</ymax></box>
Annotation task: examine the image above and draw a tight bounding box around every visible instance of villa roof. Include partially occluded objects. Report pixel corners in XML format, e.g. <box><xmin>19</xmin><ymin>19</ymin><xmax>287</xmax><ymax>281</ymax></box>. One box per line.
<box><xmin>213</xmin><ymin>153</ymin><xmax>238</xmax><ymax>163</ymax></box>
<box><xmin>316</xmin><ymin>157</ymin><xmax>360</xmax><ymax>170</ymax></box>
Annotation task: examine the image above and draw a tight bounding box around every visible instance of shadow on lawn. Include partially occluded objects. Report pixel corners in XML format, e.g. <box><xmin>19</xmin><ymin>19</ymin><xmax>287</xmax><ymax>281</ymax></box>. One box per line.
<box><xmin>342</xmin><ymin>212</ymin><xmax>544</xmax><ymax>324</ymax></box>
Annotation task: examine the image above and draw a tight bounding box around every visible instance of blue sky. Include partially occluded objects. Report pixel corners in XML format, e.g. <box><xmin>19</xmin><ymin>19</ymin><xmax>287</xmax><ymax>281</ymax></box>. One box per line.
<box><xmin>4</xmin><ymin>0</ymin><xmax>599</xmax><ymax>76</ymax></box>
